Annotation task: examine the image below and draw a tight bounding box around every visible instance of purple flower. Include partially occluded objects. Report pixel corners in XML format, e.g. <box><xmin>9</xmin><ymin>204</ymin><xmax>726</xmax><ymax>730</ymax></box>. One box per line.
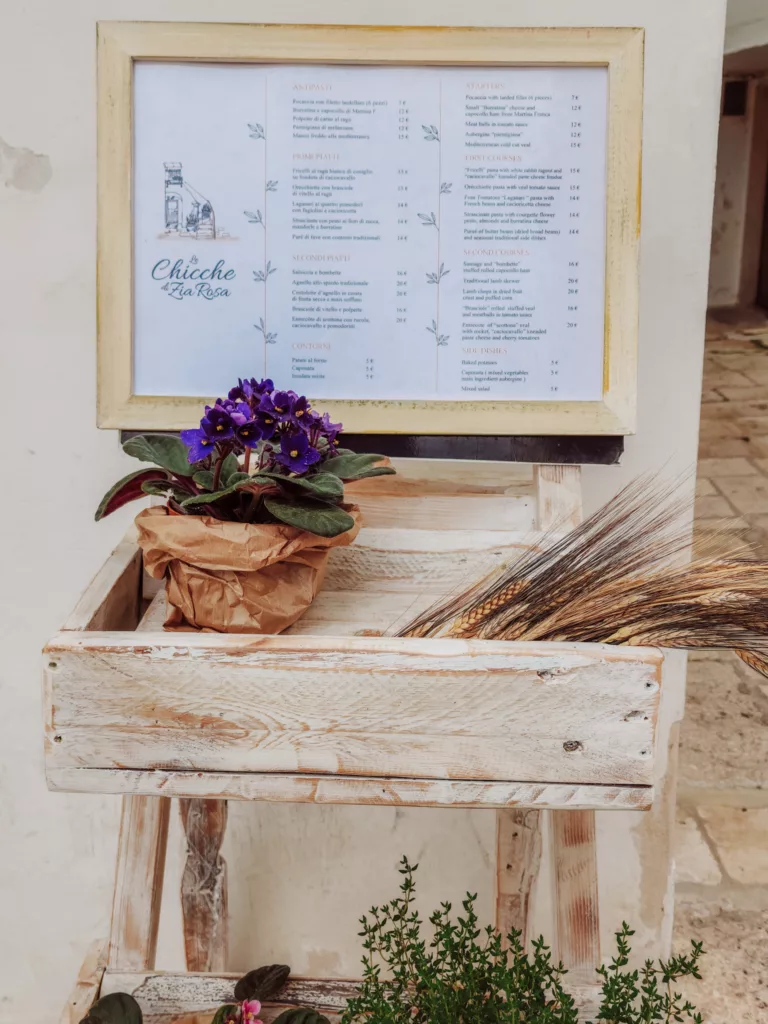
<box><xmin>250</xmin><ymin>377</ymin><xmax>274</xmax><ymax>397</ymax></box>
<box><xmin>204</xmin><ymin>402</ymin><xmax>235</xmax><ymax>439</ymax></box>
<box><xmin>319</xmin><ymin>411</ymin><xmax>343</xmax><ymax>443</ymax></box>
<box><xmin>255</xmin><ymin>410</ymin><xmax>277</xmax><ymax>441</ymax></box>
<box><xmin>235</xmin><ymin>419</ymin><xmax>262</xmax><ymax>448</ymax></box>
<box><xmin>181</xmin><ymin>425</ymin><xmax>218</xmax><ymax>463</ymax></box>
<box><xmin>269</xmin><ymin>390</ymin><xmax>297</xmax><ymax>419</ymax></box>
<box><xmin>290</xmin><ymin>395</ymin><xmax>312</xmax><ymax>428</ymax></box>
<box><xmin>229</xmin><ymin>402</ymin><xmax>251</xmax><ymax>427</ymax></box>
<box><xmin>275</xmin><ymin>432</ymin><xmax>321</xmax><ymax>474</ymax></box>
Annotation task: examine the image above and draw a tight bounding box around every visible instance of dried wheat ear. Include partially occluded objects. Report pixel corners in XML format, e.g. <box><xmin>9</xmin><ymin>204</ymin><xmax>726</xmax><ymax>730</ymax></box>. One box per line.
<box><xmin>397</xmin><ymin>473</ymin><xmax>768</xmax><ymax>677</ymax></box>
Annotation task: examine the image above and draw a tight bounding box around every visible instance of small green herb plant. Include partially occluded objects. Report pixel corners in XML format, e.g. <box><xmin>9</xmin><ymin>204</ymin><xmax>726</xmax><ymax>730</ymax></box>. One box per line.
<box><xmin>82</xmin><ymin>861</ymin><xmax>706</xmax><ymax>1024</ymax></box>
<box><xmin>340</xmin><ymin>857</ymin><xmax>705</xmax><ymax>1024</ymax></box>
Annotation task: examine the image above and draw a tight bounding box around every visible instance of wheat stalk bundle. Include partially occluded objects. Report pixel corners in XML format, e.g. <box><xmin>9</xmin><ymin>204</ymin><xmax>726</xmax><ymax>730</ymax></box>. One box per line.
<box><xmin>397</xmin><ymin>474</ymin><xmax>768</xmax><ymax>677</ymax></box>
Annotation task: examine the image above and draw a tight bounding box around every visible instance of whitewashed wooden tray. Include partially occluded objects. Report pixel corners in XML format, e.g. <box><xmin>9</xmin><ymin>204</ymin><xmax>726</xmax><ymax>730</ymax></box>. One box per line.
<box><xmin>44</xmin><ymin>461</ymin><xmax>662</xmax><ymax>813</ymax></box>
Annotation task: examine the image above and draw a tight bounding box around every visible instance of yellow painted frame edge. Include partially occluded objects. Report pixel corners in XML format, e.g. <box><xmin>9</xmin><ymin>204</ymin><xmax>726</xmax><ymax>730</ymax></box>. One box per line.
<box><xmin>97</xmin><ymin>22</ymin><xmax>644</xmax><ymax>434</ymax></box>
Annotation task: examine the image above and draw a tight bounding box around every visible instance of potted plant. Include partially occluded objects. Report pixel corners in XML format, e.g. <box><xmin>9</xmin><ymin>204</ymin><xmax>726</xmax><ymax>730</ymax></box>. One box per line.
<box><xmin>87</xmin><ymin>860</ymin><xmax>707</xmax><ymax>1024</ymax></box>
<box><xmin>96</xmin><ymin>377</ymin><xmax>394</xmax><ymax>633</ymax></box>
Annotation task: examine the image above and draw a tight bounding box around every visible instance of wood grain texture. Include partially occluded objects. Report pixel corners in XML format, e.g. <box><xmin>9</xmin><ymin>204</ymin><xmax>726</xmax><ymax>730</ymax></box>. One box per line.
<box><xmin>347</xmin><ymin>495</ymin><xmax>536</xmax><ymax>531</ymax></box>
<box><xmin>97</xmin><ymin>22</ymin><xmax>641</xmax><ymax>434</ymax></box>
<box><xmin>108</xmin><ymin>795</ymin><xmax>170</xmax><ymax>971</ymax></box>
<box><xmin>537</xmin><ymin>466</ymin><xmax>601</xmax><ymax>976</ymax></box>
<box><xmin>133</xmin><ymin>591</ymin><xmax>230</xmax><ymax>974</ymax></box>
<box><xmin>59</xmin><ymin>939</ymin><xmax>108</xmax><ymax>1024</ymax></box>
<box><xmin>179</xmin><ymin>799</ymin><xmax>228</xmax><ymax>973</ymax></box>
<box><xmin>62</xmin><ymin>536</ymin><xmax>141</xmax><ymax>632</ymax></box>
<box><xmin>495</xmin><ymin>810</ymin><xmax>543</xmax><ymax>945</ymax></box>
<box><xmin>44</xmin><ymin>632</ymin><xmax>661</xmax><ymax>787</ymax></box>
<box><xmin>551</xmin><ymin>809</ymin><xmax>600</xmax><ymax>978</ymax></box>
<box><xmin>46</xmin><ymin>767</ymin><xmax>653</xmax><ymax>810</ymax></box>
<box><xmin>495</xmin><ymin>465</ymin><xmax>583</xmax><ymax>944</ymax></box>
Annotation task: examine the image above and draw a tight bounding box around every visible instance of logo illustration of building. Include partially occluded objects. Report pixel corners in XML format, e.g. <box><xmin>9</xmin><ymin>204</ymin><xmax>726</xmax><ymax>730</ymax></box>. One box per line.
<box><xmin>164</xmin><ymin>162</ymin><xmax>217</xmax><ymax>239</ymax></box>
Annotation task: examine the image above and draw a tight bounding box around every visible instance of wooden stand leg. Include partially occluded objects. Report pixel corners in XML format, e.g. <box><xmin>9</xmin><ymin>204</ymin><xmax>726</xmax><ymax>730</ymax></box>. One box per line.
<box><xmin>496</xmin><ymin>465</ymin><xmax>589</xmax><ymax>950</ymax></box>
<box><xmin>60</xmin><ymin>939</ymin><xmax>108</xmax><ymax>1024</ymax></box>
<box><xmin>180</xmin><ymin>798</ymin><xmax>229</xmax><ymax>972</ymax></box>
<box><xmin>496</xmin><ymin>810</ymin><xmax>543</xmax><ymax>944</ymax></box>
<box><xmin>108</xmin><ymin>795</ymin><xmax>170</xmax><ymax>971</ymax></box>
<box><xmin>551</xmin><ymin>810</ymin><xmax>600</xmax><ymax>977</ymax></box>
<box><xmin>534</xmin><ymin>466</ymin><xmax>601</xmax><ymax>976</ymax></box>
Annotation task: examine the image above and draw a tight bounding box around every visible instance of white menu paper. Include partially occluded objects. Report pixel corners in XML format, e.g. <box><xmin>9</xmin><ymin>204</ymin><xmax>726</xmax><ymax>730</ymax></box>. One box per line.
<box><xmin>133</xmin><ymin>63</ymin><xmax>608</xmax><ymax>401</ymax></box>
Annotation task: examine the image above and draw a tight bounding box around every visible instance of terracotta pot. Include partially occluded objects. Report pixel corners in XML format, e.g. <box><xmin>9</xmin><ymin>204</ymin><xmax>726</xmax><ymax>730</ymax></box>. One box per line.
<box><xmin>135</xmin><ymin>504</ymin><xmax>361</xmax><ymax>633</ymax></box>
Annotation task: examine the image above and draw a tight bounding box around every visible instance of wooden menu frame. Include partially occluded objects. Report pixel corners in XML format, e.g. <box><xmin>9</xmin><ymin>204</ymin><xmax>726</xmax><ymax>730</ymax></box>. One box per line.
<box><xmin>97</xmin><ymin>22</ymin><xmax>644</xmax><ymax>434</ymax></box>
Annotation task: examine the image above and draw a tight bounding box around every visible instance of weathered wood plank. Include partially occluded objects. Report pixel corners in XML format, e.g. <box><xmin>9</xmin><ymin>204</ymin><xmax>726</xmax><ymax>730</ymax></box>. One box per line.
<box><xmin>533</xmin><ymin>464</ymin><xmax>583</xmax><ymax>532</ymax></box>
<box><xmin>134</xmin><ymin>592</ymin><xmax>230</xmax><ymax>974</ymax></box>
<box><xmin>496</xmin><ymin>810</ymin><xmax>543</xmax><ymax>946</ymax></box>
<box><xmin>350</xmin><ymin>494</ymin><xmax>535</xmax><ymax>531</ymax></box>
<box><xmin>179</xmin><ymin>799</ymin><xmax>228</xmax><ymax>973</ymax></box>
<box><xmin>60</xmin><ymin>939</ymin><xmax>108</xmax><ymax>1024</ymax></box>
<box><xmin>322</xmin><ymin>528</ymin><xmax>533</xmax><ymax>594</ymax></box>
<box><xmin>46</xmin><ymin>767</ymin><xmax>653</xmax><ymax>809</ymax></box>
<box><xmin>63</xmin><ymin>536</ymin><xmax>142</xmax><ymax>632</ymax></box>
<box><xmin>100</xmin><ymin>970</ymin><xmax>601</xmax><ymax>1022</ymax></box>
<box><xmin>108</xmin><ymin>795</ymin><xmax>170</xmax><ymax>971</ymax></box>
<box><xmin>497</xmin><ymin>465</ymin><xmax>582</xmax><ymax>944</ymax></box>
<box><xmin>536</xmin><ymin>467</ymin><xmax>601</xmax><ymax>976</ymax></box>
<box><xmin>44</xmin><ymin>633</ymin><xmax>661</xmax><ymax>786</ymax></box>
<box><xmin>551</xmin><ymin>809</ymin><xmax>601</xmax><ymax>978</ymax></box>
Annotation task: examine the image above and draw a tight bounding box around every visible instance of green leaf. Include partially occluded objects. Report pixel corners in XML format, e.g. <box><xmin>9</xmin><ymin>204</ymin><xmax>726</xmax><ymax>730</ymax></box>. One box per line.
<box><xmin>141</xmin><ymin>480</ymin><xmax>192</xmax><ymax>504</ymax></box>
<box><xmin>235</xmin><ymin>964</ymin><xmax>291</xmax><ymax>1002</ymax></box>
<box><xmin>80</xmin><ymin>992</ymin><xmax>142</xmax><ymax>1024</ymax></box>
<box><xmin>209</xmin><ymin>1005</ymin><xmax>237</xmax><ymax>1024</ymax></box>
<box><xmin>219</xmin><ymin>452</ymin><xmax>241</xmax><ymax>486</ymax></box>
<box><xmin>257</xmin><ymin>470</ymin><xmax>344</xmax><ymax>502</ymax></box>
<box><xmin>264</xmin><ymin>496</ymin><xmax>355</xmax><ymax>538</ymax></box>
<box><xmin>272</xmin><ymin>1011</ymin><xmax>330</xmax><ymax>1024</ymax></box>
<box><xmin>181</xmin><ymin>478</ymin><xmax>254</xmax><ymax>507</ymax></box>
<box><xmin>193</xmin><ymin>468</ymin><xmax>249</xmax><ymax>495</ymax></box>
<box><xmin>122</xmin><ymin>433</ymin><xmax>195</xmax><ymax>477</ymax></box>
<box><xmin>95</xmin><ymin>469</ymin><xmax>171</xmax><ymax>521</ymax></box>
<box><xmin>193</xmin><ymin>470</ymin><xmax>215</xmax><ymax>489</ymax></box>
<box><xmin>324</xmin><ymin>453</ymin><xmax>395</xmax><ymax>482</ymax></box>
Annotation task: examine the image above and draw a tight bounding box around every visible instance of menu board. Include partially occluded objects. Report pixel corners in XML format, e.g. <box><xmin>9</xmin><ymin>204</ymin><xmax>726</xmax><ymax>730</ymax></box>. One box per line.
<box><xmin>133</xmin><ymin>62</ymin><xmax>608</xmax><ymax>403</ymax></box>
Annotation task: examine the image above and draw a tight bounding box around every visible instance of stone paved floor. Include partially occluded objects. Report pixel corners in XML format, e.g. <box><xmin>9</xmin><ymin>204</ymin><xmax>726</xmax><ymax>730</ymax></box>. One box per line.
<box><xmin>673</xmin><ymin>307</ymin><xmax>768</xmax><ymax>1024</ymax></box>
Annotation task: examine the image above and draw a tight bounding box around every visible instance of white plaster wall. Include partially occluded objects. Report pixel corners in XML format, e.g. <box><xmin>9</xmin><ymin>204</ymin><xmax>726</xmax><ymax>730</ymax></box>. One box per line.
<box><xmin>0</xmin><ymin>2</ymin><xmax>725</xmax><ymax>1020</ymax></box>
<box><xmin>726</xmin><ymin>0</ymin><xmax>768</xmax><ymax>54</ymax></box>
<box><xmin>708</xmin><ymin>90</ymin><xmax>755</xmax><ymax>307</ymax></box>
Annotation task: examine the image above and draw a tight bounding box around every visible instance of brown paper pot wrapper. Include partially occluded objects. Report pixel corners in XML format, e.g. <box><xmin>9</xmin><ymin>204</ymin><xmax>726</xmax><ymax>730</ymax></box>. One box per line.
<box><xmin>135</xmin><ymin>504</ymin><xmax>361</xmax><ymax>634</ymax></box>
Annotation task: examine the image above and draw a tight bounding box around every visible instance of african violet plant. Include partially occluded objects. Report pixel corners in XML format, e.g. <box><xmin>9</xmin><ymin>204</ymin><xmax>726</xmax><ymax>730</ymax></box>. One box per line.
<box><xmin>96</xmin><ymin>378</ymin><xmax>394</xmax><ymax>537</ymax></box>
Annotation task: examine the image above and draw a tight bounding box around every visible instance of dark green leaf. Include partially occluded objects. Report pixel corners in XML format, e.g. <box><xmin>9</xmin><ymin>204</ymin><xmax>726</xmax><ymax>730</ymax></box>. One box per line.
<box><xmin>122</xmin><ymin>434</ymin><xmax>195</xmax><ymax>477</ymax></box>
<box><xmin>272</xmin><ymin>1011</ymin><xmax>330</xmax><ymax>1024</ymax></box>
<box><xmin>324</xmin><ymin>453</ymin><xmax>395</xmax><ymax>482</ymax></box>
<box><xmin>193</xmin><ymin>468</ymin><xmax>249</xmax><ymax>494</ymax></box>
<box><xmin>139</xmin><ymin>480</ymin><xmax>190</xmax><ymax>503</ymax></box>
<box><xmin>181</xmin><ymin>479</ymin><xmax>251</xmax><ymax>507</ymax></box>
<box><xmin>80</xmin><ymin>992</ymin><xmax>142</xmax><ymax>1024</ymax></box>
<box><xmin>257</xmin><ymin>470</ymin><xmax>344</xmax><ymax>502</ymax></box>
<box><xmin>235</xmin><ymin>964</ymin><xmax>291</xmax><ymax>1002</ymax></box>
<box><xmin>95</xmin><ymin>469</ymin><xmax>171</xmax><ymax>521</ymax></box>
<box><xmin>193</xmin><ymin>470</ymin><xmax>215</xmax><ymax>490</ymax></box>
<box><xmin>209</xmin><ymin>1005</ymin><xmax>237</xmax><ymax>1024</ymax></box>
<box><xmin>219</xmin><ymin>452</ymin><xmax>241</xmax><ymax>487</ymax></box>
<box><xmin>264</xmin><ymin>496</ymin><xmax>355</xmax><ymax>538</ymax></box>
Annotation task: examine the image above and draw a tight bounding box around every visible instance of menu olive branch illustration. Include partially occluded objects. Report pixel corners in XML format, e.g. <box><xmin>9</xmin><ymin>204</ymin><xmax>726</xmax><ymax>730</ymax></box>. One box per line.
<box><xmin>246</xmin><ymin>83</ymin><xmax>278</xmax><ymax>374</ymax></box>
<box><xmin>420</xmin><ymin>88</ymin><xmax>451</xmax><ymax>388</ymax></box>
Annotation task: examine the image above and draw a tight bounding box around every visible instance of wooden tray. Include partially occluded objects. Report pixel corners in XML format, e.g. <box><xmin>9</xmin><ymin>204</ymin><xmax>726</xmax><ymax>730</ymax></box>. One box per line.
<box><xmin>44</xmin><ymin>462</ymin><xmax>662</xmax><ymax>812</ymax></box>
